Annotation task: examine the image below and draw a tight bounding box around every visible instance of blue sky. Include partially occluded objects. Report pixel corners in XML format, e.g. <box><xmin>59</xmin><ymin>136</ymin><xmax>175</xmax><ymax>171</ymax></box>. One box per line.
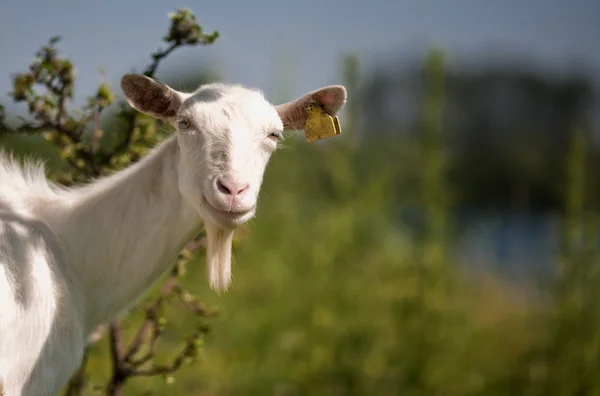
<box><xmin>1</xmin><ymin>0</ymin><xmax>599</xmax><ymax>108</ymax></box>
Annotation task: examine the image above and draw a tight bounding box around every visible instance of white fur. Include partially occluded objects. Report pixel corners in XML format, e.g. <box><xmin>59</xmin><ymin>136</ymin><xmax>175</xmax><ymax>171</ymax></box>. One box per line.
<box><xmin>0</xmin><ymin>75</ymin><xmax>346</xmax><ymax>395</ymax></box>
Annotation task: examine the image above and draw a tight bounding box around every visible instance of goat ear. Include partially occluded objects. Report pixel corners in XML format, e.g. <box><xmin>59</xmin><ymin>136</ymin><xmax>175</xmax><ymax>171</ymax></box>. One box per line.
<box><xmin>120</xmin><ymin>74</ymin><xmax>186</xmax><ymax>119</ymax></box>
<box><xmin>275</xmin><ymin>85</ymin><xmax>347</xmax><ymax>131</ymax></box>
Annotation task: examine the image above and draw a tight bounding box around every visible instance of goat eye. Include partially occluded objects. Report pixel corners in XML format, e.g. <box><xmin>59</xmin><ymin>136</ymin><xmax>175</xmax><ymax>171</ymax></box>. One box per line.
<box><xmin>178</xmin><ymin>118</ymin><xmax>191</xmax><ymax>129</ymax></box>
<box><xmin>268</xmin><ymin>132</ymin><xmax>282</xmax><ymax>141</ymax></box>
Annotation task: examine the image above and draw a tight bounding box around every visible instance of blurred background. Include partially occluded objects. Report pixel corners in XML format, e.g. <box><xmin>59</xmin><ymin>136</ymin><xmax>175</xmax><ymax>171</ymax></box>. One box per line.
<box><xmin>1</xmin><ymin>0</ymin><xmax>599</xmax><ymax>395</ymax></box>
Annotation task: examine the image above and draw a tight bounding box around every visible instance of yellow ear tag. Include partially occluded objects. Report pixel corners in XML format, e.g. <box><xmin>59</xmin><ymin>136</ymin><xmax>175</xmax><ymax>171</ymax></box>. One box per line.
<box><xmin>304</xmin><ymin>102</ymin><xmax>342</xmax><ymax>143</ymax></box>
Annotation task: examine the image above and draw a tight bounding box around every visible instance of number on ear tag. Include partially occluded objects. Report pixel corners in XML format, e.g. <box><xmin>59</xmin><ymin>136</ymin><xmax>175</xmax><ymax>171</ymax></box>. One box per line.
<box><xmin>304</xmin><ymin>102</ymin><xmax>342</xmax><ymax>143</ymax></box>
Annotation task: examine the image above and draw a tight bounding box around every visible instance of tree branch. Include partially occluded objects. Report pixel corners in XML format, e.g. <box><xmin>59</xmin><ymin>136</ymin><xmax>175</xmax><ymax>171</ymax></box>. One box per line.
<box><xmin>143</xmin><ymin>42</ymin><xmax>180</xmax><ymax>78</ymax></box>
<box><xmin>131</xmin><ymin>333</ymin><xmax>200</xmax><ymax>377</ymax></box>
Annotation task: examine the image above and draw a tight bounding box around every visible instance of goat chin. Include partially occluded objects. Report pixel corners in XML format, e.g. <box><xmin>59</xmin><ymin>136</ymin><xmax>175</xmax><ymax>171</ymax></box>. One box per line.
<box><xmin>204</xmin><ymin>220</ymin><xmax>235</xmax><ymax>293</ymax></box>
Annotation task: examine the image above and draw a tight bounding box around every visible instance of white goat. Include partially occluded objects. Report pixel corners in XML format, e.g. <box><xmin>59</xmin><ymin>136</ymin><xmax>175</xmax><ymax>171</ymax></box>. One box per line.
<box><xmin>0</xmin><ymin>73</ymin><xmax>347</xmax><ymax>395</ymax></box>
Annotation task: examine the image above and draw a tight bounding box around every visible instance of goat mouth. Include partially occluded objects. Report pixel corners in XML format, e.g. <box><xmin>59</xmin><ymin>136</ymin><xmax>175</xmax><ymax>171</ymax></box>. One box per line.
<box><xmin>202</xmin><ymin>195</ymin><xmax>255</xmax><ymax>225</ymax></box>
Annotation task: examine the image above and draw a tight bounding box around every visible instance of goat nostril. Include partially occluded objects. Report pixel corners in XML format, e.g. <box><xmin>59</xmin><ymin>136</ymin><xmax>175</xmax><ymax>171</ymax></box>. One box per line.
<box><xmin>216</xmin><ymin>179</ymin><xmax>232</xmax><ymax>195</ymax></box>
<box><xmin>236</xmin><ymin>183</ymin><xmax>250</xmax><ymax>196</ymax></box>
<box><xmin>216</xmin><ymin>178</ymin><xmax>250</xmax><ymax>197</ymax></box>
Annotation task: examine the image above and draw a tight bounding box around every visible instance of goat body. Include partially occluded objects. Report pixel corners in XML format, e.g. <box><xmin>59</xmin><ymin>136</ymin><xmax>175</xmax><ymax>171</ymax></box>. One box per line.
<box><xmin>0</xmin><ymin>139</ymin><xmax>201</xmax><ymax>394</ymax></box>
